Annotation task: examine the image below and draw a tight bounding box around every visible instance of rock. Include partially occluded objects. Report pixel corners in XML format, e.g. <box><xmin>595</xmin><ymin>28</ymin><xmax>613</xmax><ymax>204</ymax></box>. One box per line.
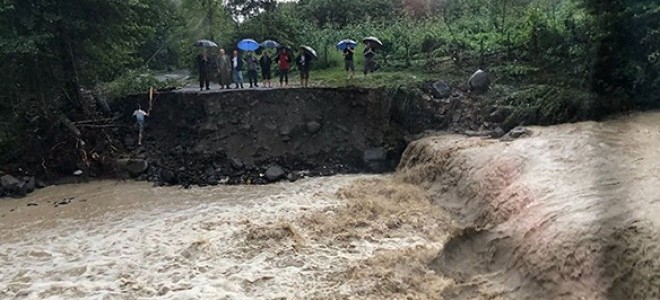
<box><xmin>1</xmin><ymin>175</ymin><xmax>22</xmax><ymax>193</ymax></box>
<box><xmin>306</xmin><ymin>121</ymin><xmax>321</xmax><ymax>134</ymax></box>
<box><xmin>452</xmin><ymin>112</ymin><xmax>462</xmax><ymax>124</ymax></box>
<box><xmin>464</xmin><ymin>130</ymin><xmax>491</xmax><ymax>137</ymax></box>
<box><xmin>431</xmin><ymin>80</ymin><xmax>452</xmax><ymax>99</ymax></box>
<box><xmin>468</xmin><ymin>69</ymin><xmax>490</xmax><ymax>93</ymax></box>
<box><xmin>73</xmin><ymin>170</ymin><xmax>83</xmax><ymax>176</ymax></box>
<box><xmin>159</xmin><ymin>169</ymin><xmax>177</xmax><ymax>185</ymax></box>
<box><xmin>487</xmin><ymin>106</ymin><xmax>514</xmax><ymax>123</ymax></box>
<box><xmin>27</xmin><ymin>203</ymin><xmax>38</xmax><ymax>207</ymax></box>
<box><xmin>35</xmin><ymin>180</ymin><xmax>46</xmax><ymax>189</ymax></box>
<box><xmin>508</xmin><ymin>126</ymin><xmax>531</xmax><ymax>139</ymax></box>
<box><xmin>286</xmin><ymin>173</ymin><xmax>299</xmax><ymax>182</ymax></box>
<box><xmin>490</xmin><ymin>127</ymin><xmax>506</xmax><ymax>138</ymax></box>
<box><xmin>200</xmin><ymin>122</ymin><xmax>218</xmax><ymax>134</ymax></box>
<box><xmin>116</xmin><ymin>159</ymin><xmax>149</xmax><ymax>177</ymax></box>
<box><xmin>230</xmin><ymin>158</ymin><xmax>244</xmax><ymax>170</ymax></box>
<box><xmin>363</xmin><ymin>147</ymin><xmax>389</xmax><ymax>172</ymax></box>
<box><xmin>23</xmin><ymin>177</ymin><xmax>36</xmax><ymax>193</ymax></box>
<box><xmin>265</xmin><ymin>166</ymin><xmax>286</xmax><ymax>182</ymax></box>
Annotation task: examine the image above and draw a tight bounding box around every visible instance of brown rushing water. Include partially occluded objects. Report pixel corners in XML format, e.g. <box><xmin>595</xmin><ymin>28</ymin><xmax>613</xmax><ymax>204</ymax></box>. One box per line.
<box><xmin>0</xmin><ymin>176</ymin><xmax>452</xmax><ymax>299</ymax></box>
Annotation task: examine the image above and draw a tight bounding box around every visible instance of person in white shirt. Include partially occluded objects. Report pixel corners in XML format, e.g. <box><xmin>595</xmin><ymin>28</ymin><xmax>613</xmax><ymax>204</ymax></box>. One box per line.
<box><xmin>132</xmin><ymin>104</ymin><xmax>149</xmax><ymax>145</ymax></box>
<box><xmin>231</xmin><ymin>50</ymin><xmax>244</xmax><ymax>89</ymax></box>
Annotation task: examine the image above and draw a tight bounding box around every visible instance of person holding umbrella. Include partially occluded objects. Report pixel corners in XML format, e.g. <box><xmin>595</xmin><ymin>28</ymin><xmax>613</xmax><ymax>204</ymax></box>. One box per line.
<box><xmin>337</xmin><ymin>39</ymin><xmax>357</xmax><ymax>80</ymax></box>
<box><xmin>197</xmin><ymin>49</ymin><xmax>210</xmax><ymax>90</ymax></box>
<box><xmin>363</xmin><ymin>42</ymin><xmax>377</xmax><ymax>78</ymax></box>
<box><xmin>344</xmin><ymin>45</ymin><xmax>356</xmax><ymax>80</ymax></box>
<box><xmin>260</xmin><ymin>51</ymin><xmax>273</xmax><ymax>88</ymax></box>
<box><xmin>362</xmin><ymin>37</ymin><xmax>382</xmax><ymax>79</ymax></box>
<box><xmin>231</xmin><ymin>50</ymin><xmax>245</xmax><ymax>89</ymax></box>
<box><xmin>296</xmin><ymin>46</ymin><xmax>314</xmax><ymax>88</ymax></box>
<box><xmin>217</xmin><ymin>48</ymin><xmax>232</xmax><ymax>89</ymax></box>
<box><xmin>276</xmin><ymin>48</ymin><xmax>292</xmax><ymax>88</ymax></box>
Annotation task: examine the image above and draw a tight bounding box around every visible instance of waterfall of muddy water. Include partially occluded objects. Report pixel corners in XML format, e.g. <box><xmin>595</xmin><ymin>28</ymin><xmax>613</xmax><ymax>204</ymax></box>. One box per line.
<box><xmin>398</xmin><ymin>112</ymin><xmax>660</xmax><ymax>299</ymax></box>
<box><xmin>0</xmin><ymin>175</ymin><xmax>453</xmax><ymax>299</ymax></box>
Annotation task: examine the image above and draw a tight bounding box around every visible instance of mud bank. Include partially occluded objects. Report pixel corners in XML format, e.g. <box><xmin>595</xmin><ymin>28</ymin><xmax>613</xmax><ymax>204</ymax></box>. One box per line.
<box><xmin>113</xmin><ymin>87</ymin><xmax>480</xmax><ymax>186</ymax></box>
<box><xmin>397</xmin><ymin>112</ymin><xmax>660</xmax><ymax>299</ymax></box>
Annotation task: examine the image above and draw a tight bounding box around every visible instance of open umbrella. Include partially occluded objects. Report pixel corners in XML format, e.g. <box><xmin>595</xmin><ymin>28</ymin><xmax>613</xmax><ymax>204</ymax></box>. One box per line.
<box><xmin>301</xmin><ymin>45</ymin><xmax>317</xmax><ymax>58</ymax></box>
<box><xmin>336</xmin><ymin>39</ymin><xmax>357</xmax><ymax>51</ymax></box>
<box><xmin>260</xmin><ymin>40</ymin><xmax>280</xmax><ymax>49</ymax></box>
<box><xmin>237</xmin><ymin>38</ymin><xmax>260</xmax><ymax>51</ymax></box>
<box><xmin>194</xmin><ymin>39</ymin><xmax>218</xmax><ymax>48</ymax></box>
<box><xmin>362</xmin><ymin>36</ymin><xmax>383</xmax><ymax>47</ymax></box>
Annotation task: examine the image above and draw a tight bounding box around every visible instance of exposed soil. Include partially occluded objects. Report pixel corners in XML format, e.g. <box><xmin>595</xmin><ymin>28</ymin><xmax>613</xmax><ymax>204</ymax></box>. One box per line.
<box><xmin>107</xmin><ymin>86</ymin><xmax>486</xmax><ymax>187</ymax></box>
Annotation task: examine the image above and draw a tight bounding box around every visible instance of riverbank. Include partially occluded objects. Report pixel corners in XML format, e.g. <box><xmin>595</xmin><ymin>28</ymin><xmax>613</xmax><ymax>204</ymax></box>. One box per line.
<box><xmin>0</xmin><ymin>78</ymin><xmax>627</xmax><ymax>197</ymax></box>
<box><xmin>2</xmin><ymin>112</ymin><xmax>658</xmax><ymax>298</ymax></box>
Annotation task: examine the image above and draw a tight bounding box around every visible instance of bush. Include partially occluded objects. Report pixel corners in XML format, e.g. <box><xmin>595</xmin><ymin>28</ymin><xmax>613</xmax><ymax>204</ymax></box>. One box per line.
<box><xmin>102</xmin><ymin>68</ymin><xmax>183</xmax><ymax>99</ymax></box>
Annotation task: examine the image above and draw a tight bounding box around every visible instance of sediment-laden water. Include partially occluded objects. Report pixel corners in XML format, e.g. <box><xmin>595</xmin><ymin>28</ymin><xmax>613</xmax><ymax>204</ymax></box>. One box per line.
<box><xmin>0</xmin><ymin>176</ymin><xmax>451</xmax><ymax>299</ymax></box>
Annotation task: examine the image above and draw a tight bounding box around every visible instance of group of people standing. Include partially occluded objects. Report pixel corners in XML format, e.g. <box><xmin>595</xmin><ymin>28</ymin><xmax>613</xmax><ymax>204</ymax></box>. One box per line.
<box><xmin>196</xmin><ymin>46</ymin><xmax>316</xmax><ymax>90</ymax></box>
<box><xmin>342</xmin><ymin>42</ymin><xmax>377</xmax><ymax>80</ymax></box>
<box><xmin>196</xmin><ymin>40</ymin><xmax>379</xmax><ymax>90</ymax></box>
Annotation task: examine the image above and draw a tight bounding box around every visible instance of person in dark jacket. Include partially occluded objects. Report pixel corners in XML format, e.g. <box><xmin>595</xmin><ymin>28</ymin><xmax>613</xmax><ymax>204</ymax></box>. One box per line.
<box><xmin>245</xmin><ymin>52</ymin><xmax>259</xmax><ymax>88</ymax></box>
<box><xmin>197</xmin><ymin>49</ymin><xmax>210</xmax><ymax>90</ymax></box>
<box><xmin>259</xmin><ymin>51</ymin><xmax>273</xmax><ymax>88</ymax></box>
<box><xmin>296</xmin><ymin>48</ymin><xmax>313</xmax><ymax>88</ymax></box>
<box><xmin>231</xmin><ymin>50</ymin><xmax>244</xmax><ymax>89</ymax></box>
<box><xmin>276</xmin><ymin>48</ymin><xmax>291</xmax><ymax>88</ymax></box>
<box><xmin>343</xmin><ymin>45</ymin><xmax>355</xmax><ymax>80</ymax></box>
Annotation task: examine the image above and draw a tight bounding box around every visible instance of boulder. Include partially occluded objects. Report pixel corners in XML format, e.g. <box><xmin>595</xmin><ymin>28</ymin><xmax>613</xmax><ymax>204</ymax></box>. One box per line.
<box><xmin>23</xmin><ymin>177</ymin><xmax>36</xmax><ymax>193</ymax></box>
<box><xmin>1</xmin><ymin>175</ymin><xmax>22</xmax><ymax>193</ymax></box>
<box><xmin>306</xmin><ymin>121</ymin><xmax>321</xmax><ymax>134</ymax></box>
<box><xmin>116</xmin><ymin>158</ymin><xmax>149</xmax><ymax>177</ymax></box>
<box><xmin>490</xmin><ymin>127</ymin><xmax>506</xmax><ymax>138</ymax></box>
<box><xmin>230</xmin><ymin>158</ymin><xmax>244</xmax><ymax>170</ymax></box>
<box><xmin>431</xmin><ymin>80</ymin><xmax>452</xmax><ymax>99</ymax></box>
<box><xmin>508</xmin><ymin>126</ymin><xmax>532</xmax><ymax>139</ymax></box>
<box><xmin>363</xmin><ymin>147</ymin><xmax>389</xmax><ymax>172</ymax></box>
<box><xmin>159</xmin><ymin>168</ymin><xmax>177</xmax><ymax>185</ymax></box>
<box><xmin>35</xmin><ymin>180</ymin><xmax>47</xmax><ymax>189</ymax></box>
<box><xmin>468</xmin><ymin>70</ymin><xmax>490</xmax><ymax>93</ymax></box>
<box><xmin>265</xmin><ymin>166</ymin><xmax>286</xmax><ymax>182</ymax></box>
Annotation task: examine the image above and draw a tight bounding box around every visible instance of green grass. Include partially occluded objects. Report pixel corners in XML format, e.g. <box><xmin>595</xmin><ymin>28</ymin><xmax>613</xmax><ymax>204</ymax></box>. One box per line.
<box><xmin>310</xmin><ymin>68</ymin><xmax>439</xmax><ymax>88</ymax></box>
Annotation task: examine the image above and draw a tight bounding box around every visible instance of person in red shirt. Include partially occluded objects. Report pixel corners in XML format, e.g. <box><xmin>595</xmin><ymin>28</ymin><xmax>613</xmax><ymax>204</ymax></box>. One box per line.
<box><xmin>276</xmin><ymin>48</ymin><xmax>291</xmax><ymax>88</ymax></box>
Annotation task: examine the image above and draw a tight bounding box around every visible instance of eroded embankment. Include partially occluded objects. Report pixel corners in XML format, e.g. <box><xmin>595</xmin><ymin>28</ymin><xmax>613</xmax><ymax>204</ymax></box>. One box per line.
<box><xmin>113</xmin><ymin>87</ymin><xmax>472</xmax><ymax>186</ymax></box>
<box><xmin>396</xmin><ymin>112</ymin><xmax>660</xmax><ymax>299</ymax></box>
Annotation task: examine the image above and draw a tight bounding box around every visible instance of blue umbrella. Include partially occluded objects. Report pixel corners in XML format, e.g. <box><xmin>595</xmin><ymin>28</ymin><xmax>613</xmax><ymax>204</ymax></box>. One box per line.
<box><xmin>237</xmin><ymin>39</ymin><xmax>260</xmax><ymax>51</ymax></box>
<box><xmin>260</xmin><ymin>40</ymin><xmax>280</xmax><ymax>49</ymax></box>
<box><xmin>336</xmin><ymin>39</ymin><xmax>357</xmax><ymax>51</ymax></box>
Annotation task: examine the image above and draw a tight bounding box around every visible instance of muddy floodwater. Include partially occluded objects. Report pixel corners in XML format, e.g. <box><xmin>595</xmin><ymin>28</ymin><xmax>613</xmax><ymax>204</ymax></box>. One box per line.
<box><xmin>3</xmin><ymin>112</ymin><xmax>660</xmax><ymax>299</ymax></box>
<box><xmin>0</xmin><ymin>176</ymin><xmax>452</xmax><ymax>299</ymax></box>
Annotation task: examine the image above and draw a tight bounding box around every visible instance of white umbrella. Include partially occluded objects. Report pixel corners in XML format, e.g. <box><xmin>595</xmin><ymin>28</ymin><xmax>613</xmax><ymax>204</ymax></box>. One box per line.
<box><xmin>362</xmin><ymin>36</ymin><xmax>383</xmax><ymax>46</ymax></box>
<box><xmin>194</xmin><ymin>39</ymin><xmax>218</xmax><ymax>48</ymax></box>
<box><xmin>301</xmin><ymin>45</ymin><xmax>317</xmax><ymax>58</ymax></box>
